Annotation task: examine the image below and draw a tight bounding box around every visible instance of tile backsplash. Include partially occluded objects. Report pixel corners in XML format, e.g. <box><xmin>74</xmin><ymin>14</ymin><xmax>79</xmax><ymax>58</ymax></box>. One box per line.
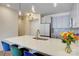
<box><xmin>51</xmin><ymin>28</ymin><xmax>79</xmax><ymax>38</ymax></box>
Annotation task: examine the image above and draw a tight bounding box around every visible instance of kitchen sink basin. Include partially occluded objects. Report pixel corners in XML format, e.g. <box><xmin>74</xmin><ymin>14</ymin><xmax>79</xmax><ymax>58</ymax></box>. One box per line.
<box><xmin>33</xmin><ymin>37</ymin><xmax>48</xmax><ymax>40</ymax></box>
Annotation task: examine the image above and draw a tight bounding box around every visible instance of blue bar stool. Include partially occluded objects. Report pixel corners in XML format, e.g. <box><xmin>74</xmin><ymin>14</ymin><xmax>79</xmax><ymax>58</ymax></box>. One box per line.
<box><xmin>19</xmin><ymin>48</ymin><xmax>29</xmax><ymax>56</ymax></box>
<box><xmin>1</xmin><ymin>41</ymin><xmax>11</xmax><ymax>56</ymax></box>
<box><xmin>10</xmin><ymin>44</ymin><xmax>21</xmax><ymax>56</ymax></box>
<box><xmin>24</xmin><ymin>51</ymin><xmax>35</xmax><ymax>56</ymax></box>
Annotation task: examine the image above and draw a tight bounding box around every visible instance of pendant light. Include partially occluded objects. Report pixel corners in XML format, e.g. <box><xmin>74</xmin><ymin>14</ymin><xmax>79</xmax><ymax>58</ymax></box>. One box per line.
<box><xmin>6</xmin><ymin>4</ymin><xmax>11</xmax><ymax>7</ymax></box>
<box><xmin>19</xmin><ymin>3</ymin><xmax>22</xmax><ymax>16</ymax></box>
<box><xmin>32</xmin><ymin>5</ymin><xmax>35</xmax><ymax>13</ymax></box>
<box><xmin>53</xmin><ymin>3</ymin><xmax>57</xmax><ymax>7</ymax></box>
<box><xmin>26</xmin><ymin>5</ymin><xmax>36</xmax><ymax>20</ymax></box>
<box><xmin>26</xmin><ymin>5</ymin><xmax>35</xmax><ymax>16</ymax></box>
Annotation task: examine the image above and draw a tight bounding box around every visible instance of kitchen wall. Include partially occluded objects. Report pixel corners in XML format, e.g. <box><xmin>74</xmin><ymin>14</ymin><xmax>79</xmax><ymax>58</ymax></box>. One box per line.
<box><xmin>18</xmin><ymin>16</ymin><xmax>26</xmax><ymax>36</ymax></box>
<box><xmin>24</xmin><ymin>16</ymin><xmax>32</xmax><ymax>35</ymax></box>
<box><xmin>0</xmin><ymin>6</ymin><xmax>18</xmax><ymax>50</ymax></box>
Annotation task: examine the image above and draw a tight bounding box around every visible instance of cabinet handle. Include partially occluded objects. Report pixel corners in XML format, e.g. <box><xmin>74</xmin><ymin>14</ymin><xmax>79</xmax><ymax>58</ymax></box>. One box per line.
<box><xmin>70</xmin><ymin>18</ymin><xmax>73</xmax><ymax>28</ymax></box>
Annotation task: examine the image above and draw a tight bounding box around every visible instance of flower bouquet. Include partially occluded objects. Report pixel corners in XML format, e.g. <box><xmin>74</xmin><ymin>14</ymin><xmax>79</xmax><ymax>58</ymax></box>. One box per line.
<box><xmin>60</xmin><ymin>32</ymin><xmax>79</xmax><ymax>54</ymax></box>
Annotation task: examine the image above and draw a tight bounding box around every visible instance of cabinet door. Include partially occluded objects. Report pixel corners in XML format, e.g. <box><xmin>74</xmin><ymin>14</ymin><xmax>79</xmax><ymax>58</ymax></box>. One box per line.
<box><xmin>75</xmin><ymin>4</ymin><xmax>79</xmax><ymax>27</ymax></box>
<box><xmin>40</xmin><ymin>24</ymin><xmax>45</xmax><ymax>35</ymax></box>
<box><xmin>41</xmin><ymin>16</ymin><xmax>51</xmax><ymax>24</ymax></box>
<box><xmin>52</xmin><ymin>16</ymin><xmax>58</xmax><ymax>28</ymax></box>
<box><xmin>40</xmin><ymin>24</ymin><xmax>50</xmax><ymax>36</ymax></box>
<box><xmin>41</xmin><ymin>17</ymin><xmax>46</xmax><ymax>24</ymax></box>
<box><xmin>52</xmin><ymin>15</ymin><xmax>70</xmax><ymax>28</ymax></box>
<box><xmin>71</xmin><ymin>4</ymin><xmax>77</xmax><ymax>28</ymax></box>
<box><xmin>45</xmin><ymin>16</ymin><xmax>51</xmax><ymax>23</ymax></box>
<box><xmin>44</xmin><ymin>24</ymin><xmax>50</xmax><ymax>36</ymax></box>
<box><xmin>71</xmin><ymin>4</ymin><xmax>79</xmax><ymax>28</ymax></box>
<box><xmin>62</xmin><ymin>15</ymin><xmax>71</xmax><ymax>28</ymax></box>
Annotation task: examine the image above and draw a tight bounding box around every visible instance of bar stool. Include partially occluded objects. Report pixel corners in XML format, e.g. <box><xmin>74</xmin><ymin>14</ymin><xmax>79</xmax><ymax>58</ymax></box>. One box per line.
<box><xmin>10</xmin><ymin>44</ymin><xmax>21</xmax><ymax>56</ymax></box>
<box><xmin>19</xmin><ymin>48</ymin><xmax>29</xmax><ymax>56</ymax></box>
<box><xmin>11</xmin><ymin>44</ymin><xmax>18</xmax><ymax>47</ymax></box>
<box><xmin>1</xmin><ymin>41</ymin><xmax>11</xmax><ymax>56</ymax></box>
<box><xmin>24</xmin><ymin>51</ymin><xmax>35</xmax><ymax>56</ymax></box>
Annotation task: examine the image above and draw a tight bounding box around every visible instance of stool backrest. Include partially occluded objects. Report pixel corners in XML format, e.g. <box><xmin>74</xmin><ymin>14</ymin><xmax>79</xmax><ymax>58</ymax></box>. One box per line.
<box><xmin>10</xmin><ymin>45</ymin><xmax>21</xmax><ymax>56</ymax></box>
<box><xmin>19</xmin><ymin>48</ymin><xmax>29</xmax><ymax>56</ymax></box>
<box><xmin>1</xmin><ymin>41</ymin><xmax>10</xmax><ymax>52</ymax></box>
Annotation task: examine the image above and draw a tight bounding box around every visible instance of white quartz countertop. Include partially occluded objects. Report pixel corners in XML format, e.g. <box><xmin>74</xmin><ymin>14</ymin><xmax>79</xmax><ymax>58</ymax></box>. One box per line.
<box><xmin>3</xmin><ymin>35</ymin><xmax>79</xmax><ymax>56</ymax></box>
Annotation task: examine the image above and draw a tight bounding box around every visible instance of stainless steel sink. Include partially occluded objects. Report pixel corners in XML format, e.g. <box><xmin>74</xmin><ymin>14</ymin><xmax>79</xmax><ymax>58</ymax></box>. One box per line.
<box><xmin>33</xmin><ymin>37</ymin><xmax>48</xmax><ymax>40</ymax></box>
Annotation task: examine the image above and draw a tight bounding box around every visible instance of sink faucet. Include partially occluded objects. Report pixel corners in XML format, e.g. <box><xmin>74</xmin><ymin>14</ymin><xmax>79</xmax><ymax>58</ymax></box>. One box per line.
<box><xmin>36</xmin><ymin>29</ymin><xmax>40</xmax><ymax>39</ymax></box>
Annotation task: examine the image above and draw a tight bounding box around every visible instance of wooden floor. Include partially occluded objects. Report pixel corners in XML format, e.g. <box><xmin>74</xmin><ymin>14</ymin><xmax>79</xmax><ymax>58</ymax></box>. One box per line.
<box><xmin>0</xmin><ymin>51</ymin><xmax>12</xmax><ymax>56</ymax></box>
<box><xmin>0</xmin><ymin>51</ymin><xmax>4</xmax><ymax>56</ymax></box>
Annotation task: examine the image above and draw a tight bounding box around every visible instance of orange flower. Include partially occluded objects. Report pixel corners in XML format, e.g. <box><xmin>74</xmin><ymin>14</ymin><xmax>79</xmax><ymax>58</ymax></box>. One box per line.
<box><xmin>74</xmin><ymin>35</ymin><xmax>79</xmax><ymax>40</ymax></box>
<box><xmin>66</xmin><ymin>32</ymin><xmax>70</xmax><ymax>36</ymax></box>
<box><xmin>64</xmin><ymin>33</ymin><xmax>67</xmax><ymax>36</ymax></box>
<box><xmin>68</xmin><ymin>32</ymin><xmax>73</xmax><ymax>34</ymax></box>
<box><xmin>63</xmin><ymin>36</ymin><xmax>67</xmax><ymax>39</ymax></box>
<box><xmin>63</xmin><ymin>33</ymin><xmax>68</xmax><ymax>39</ymax></box>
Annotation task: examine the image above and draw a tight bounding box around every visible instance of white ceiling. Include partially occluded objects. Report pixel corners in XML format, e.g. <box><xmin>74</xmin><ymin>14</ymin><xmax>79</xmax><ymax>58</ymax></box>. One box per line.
<box><xmin>0</xmin><ymin>3</ymin><xmax>74</xmax><ymax>16</ymax></box>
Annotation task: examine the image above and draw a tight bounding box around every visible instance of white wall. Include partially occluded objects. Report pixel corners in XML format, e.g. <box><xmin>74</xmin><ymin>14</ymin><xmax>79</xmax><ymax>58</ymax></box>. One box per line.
<box><xmin>24</xmin><ymin>14</ymin><xmax>41</xmax><ymax>36</ymax></box>
<box><xmin>18</xmin><ymin>16</ymin><xmax>26</xmax><ymax>36</ymax></box>
<box><xmin>0</xmin><ymin>6</ymin><xmax>18</xmax><ymax>50</ymax></box>
<box><xmin>24</xmin><ymin>16</ymin><xmax>31</xmax><ymax>35</ymax></box>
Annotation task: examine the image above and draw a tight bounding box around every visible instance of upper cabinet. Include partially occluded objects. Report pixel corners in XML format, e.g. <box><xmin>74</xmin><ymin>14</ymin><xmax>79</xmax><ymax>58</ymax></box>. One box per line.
<box><xmin>51</xmin><ymin>12</ymin><xmax>71</xmax><ymax>28</ymax></box>
<box><xmin>41</xmin><ymin>16</ymin><xmax>51</xmax><ymax>24</ymax></box>
<box><xmin>70</xmin><ymin>4</ymin><xmax>79</xmax><ymax>28</ymax></box>
<box><xmin>41</xmin><ymin>12</ymin><xmax>71</xmax><ymax>28</ymax></box>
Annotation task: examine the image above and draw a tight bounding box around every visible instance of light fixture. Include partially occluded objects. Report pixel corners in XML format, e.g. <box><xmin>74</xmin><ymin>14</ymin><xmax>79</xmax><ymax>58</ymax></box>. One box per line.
<box><xmin>6</xmin><ymin>4</ymin><xmax>11</xmax><ymax>7</ymax></box>
<box><xmin>32</xmin><ymin>5</ymin><xmax>35</xmax><ymax>13</ymax></box>
<box><xmin>26</xmin><ymin>5</ymin><xmax>36</xmax><ymax>20</ymax></box>
<box><xmin>19</xmin><ymin>11</ymin><xmax>22</xmax><ymax>16</ymax></box>
<box><xmin>18</xmin><ymin>3</ymin><xmax>22</xmax><ymax>16</ymax></box>
<box><xmin>26</xmin><ymin>5</ymin><xmax>38</xmax><ymax>21</ymax></box>
<box><xmin>53</xmin><ymin>3</ymin><xmax>57</xmax><ymax>7</ymax></box>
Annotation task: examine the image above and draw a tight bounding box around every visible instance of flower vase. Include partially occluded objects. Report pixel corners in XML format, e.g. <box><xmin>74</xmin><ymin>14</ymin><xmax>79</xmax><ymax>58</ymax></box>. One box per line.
<box><xmin>65</xmin><ymin>43</ymin><xmax>72</xmax><ymax>54</ymax></box>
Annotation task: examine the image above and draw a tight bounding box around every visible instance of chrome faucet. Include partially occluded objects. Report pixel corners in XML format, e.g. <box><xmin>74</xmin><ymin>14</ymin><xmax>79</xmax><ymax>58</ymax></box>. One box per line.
<box><xmin>36</xmin><ymin>29</ymin><xmax>40</xmax><ymax>39</ymax></box>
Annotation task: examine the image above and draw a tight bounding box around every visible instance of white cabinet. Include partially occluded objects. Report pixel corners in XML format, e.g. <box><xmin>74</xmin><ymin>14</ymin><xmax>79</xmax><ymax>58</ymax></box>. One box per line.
<box><xmin>70</xmin><ymin>4</ymin><xmax>79</xmax><ymax>28</ymax></box>
<box><xmin>41</xmin><ymin>16</ymin><xmax>51</xmax><ymax>24</ymax></box>
<box><xmin>52</xmin><ymin>14</ymin><xmax>71</xmax><ymax>28</ymax></box>
<box><xmin>40</xmin><ymin>24</ymin><xmax>50</xmax><ymax>36</ymax></box>
<box><xmin>40</xmin><ymin>24</ymin><xmax>45</xmax><ymax>35</ymax></box>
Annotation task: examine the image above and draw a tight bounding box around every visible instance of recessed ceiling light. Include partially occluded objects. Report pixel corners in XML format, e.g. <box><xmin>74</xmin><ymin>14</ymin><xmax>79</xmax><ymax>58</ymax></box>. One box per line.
<box><xmin>6</xmin><ymin>4</ymin><xmax>11</xmax><ymax>7</ymax></box>
<box><xmin>53</xmin><ymin>3</ymin><xmax>57</xmax><ymax>7</ymax></box>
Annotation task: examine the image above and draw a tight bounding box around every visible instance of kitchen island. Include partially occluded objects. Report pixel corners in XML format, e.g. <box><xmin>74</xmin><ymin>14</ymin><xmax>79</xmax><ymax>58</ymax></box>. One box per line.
<box><xmin>2</xmin><ymin>35</ymin><xmax>79</xmax><ymax>56</ymax></box>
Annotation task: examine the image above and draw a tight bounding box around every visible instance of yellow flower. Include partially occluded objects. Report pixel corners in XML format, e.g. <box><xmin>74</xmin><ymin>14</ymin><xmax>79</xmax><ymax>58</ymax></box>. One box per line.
<box><xmin>71</xmin><ymin>34</ymin><xmax>74</xmax><ymax>38</ymax></box>
<box><xmin>66</xmin><ymin>33</ymin><xmax>70</xmax><ymax>36</ymax></box>
<box><xmin>61</xmin><ymin>32</ymin><xmax>65</xmax><ymax>36</ymax></box>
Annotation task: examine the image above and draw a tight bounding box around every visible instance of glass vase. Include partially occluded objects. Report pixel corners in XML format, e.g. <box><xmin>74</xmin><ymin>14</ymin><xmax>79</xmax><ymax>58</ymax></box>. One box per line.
<box><xmin>65</xmin><ymin>43</ymin><xmax>72</xmax><ymax>54</ymax></box>
<box><xmin>75</xmin><ymin>40</ymin><xmax>79</xmax><ymax>46</ymax></box>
